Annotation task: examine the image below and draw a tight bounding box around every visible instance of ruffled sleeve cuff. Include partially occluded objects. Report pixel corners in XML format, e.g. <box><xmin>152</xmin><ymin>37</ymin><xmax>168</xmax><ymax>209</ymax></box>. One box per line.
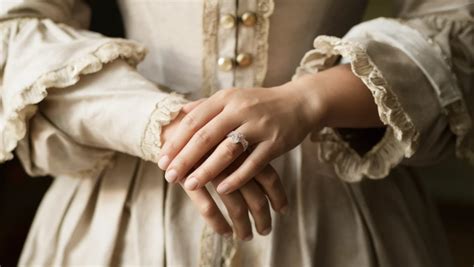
<box><xmin>293</xmin><ymin>36</ymin><xmax>419</xmax><ymax>182</ymax></box>
<box><xmin>140</xmin><ymin>93</ymin><xmax>188</xmax><ymax>163</ymax></box>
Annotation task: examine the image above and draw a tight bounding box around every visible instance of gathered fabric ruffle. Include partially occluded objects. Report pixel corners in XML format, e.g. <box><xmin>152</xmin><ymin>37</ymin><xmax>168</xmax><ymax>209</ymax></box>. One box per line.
<box><xmin>293</xmin><ymin>36</ymin><xmax>420</xmax><ymax>182</ymax></box>
<box><xmin>140</xmin><ymin>93</ymin><xmax>188</xmax><ymax>163</ymax></box>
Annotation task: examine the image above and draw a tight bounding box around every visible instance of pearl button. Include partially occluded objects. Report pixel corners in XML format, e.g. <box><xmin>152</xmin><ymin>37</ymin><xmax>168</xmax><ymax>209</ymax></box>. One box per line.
<box><xmin>220</xmin><ymin>14</ymin><xmax>237</xmax><ymax>29</ymax></box>
<box><xmin>240</xmin><ymin>12</ymin><xmax>257</xmax><ymax>27</ymax></box>
<box><xmin>236</xmin><ymin>53</ymin><xmax>253</xmax><ymax>68</ymax></box>
<box><xmin>218</xmin><ymin>57</ymin><xmax>235</xmax><ymax>71</ymax></box>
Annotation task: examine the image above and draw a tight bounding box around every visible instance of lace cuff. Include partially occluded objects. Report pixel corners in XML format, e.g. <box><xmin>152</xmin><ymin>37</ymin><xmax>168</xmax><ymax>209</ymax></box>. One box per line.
<box><xmin>140</xmin><ymin>93</ymin><xmax>188</xmax><ymax>163</ymax></box>
<box><xmin>347</xmin><ymin>17</ymin><xmax>473</xmax><ymax>164</ymax></box>
<box><xmin>0</xmin><ymin>19</ymin><xmax>147</xmax><ymax>162</ymax></box>
<box><xmin>294</xmin><ymin>36</ymin><xmax>419</xmax><ymax>182</ymax></box>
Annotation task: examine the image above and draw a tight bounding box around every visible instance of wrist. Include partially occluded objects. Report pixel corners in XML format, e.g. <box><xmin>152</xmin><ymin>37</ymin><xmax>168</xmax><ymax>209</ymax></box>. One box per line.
<box><xmin>282</xmin><ymin>74</ymin><xmax>330</xmax><ymax>132</ymax></box>
<box><xmin>291</xmin><ymin>64</ymin><xmax>383</xmax><ymax>129</ymax></box>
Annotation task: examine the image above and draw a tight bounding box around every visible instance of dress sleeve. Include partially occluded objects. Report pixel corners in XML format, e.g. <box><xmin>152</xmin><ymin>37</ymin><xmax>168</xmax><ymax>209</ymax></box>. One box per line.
<box><xmin>293</xmin><ymin>1</ymin><xmax>473</xmax><ymax>182</ymax></box>
<box><xmin>0</xmin><ymin>1</ymin><xmax>187</xmax><ymax>178</ymax></box>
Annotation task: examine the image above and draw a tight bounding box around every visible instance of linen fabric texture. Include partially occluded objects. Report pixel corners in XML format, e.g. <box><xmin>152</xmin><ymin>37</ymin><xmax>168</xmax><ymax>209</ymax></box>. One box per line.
<box><xmin>0</xmin><ymin>0</ymin><xmax>472</xmax><ymax>266</ymax></box>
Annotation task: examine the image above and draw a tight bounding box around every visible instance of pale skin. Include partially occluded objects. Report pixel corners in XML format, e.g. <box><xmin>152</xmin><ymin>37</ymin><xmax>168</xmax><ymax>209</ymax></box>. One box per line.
<box><xmin>161</xmin><ymin>103</ymin><xmax>289</xmax><ymax>240</ymax></box>
<box><xmin>160</xmin><ymin>64</ymin><xmax>384</xmax><ymax>240</ymax></box>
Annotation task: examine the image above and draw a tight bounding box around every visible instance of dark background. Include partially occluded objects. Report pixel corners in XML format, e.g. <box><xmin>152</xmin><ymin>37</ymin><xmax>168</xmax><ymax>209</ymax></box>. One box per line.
<box><xmin>1</xmin><ymin>0</ymin><xmax>473</xmax><ymax>266</ymax></box>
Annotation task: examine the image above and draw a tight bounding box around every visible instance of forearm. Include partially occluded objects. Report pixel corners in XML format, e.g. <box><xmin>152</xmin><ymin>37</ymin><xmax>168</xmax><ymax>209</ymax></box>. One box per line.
<box><xmin>291</xmin><ymin>63</ymin><xmax>384</xmax><ymax>130</ymax></box>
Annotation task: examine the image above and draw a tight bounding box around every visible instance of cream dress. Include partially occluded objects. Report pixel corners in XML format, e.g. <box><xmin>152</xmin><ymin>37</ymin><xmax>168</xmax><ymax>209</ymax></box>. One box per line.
<box><xmin>0</xmin><ymin>0</ymin><xmax>473</xmax><ymax>266</ymax></box>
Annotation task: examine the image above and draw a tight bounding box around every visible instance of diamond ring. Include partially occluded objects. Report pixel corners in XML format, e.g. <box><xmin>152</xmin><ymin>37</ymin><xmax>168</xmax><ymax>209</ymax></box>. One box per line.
<box><xmin>226</xmin><ymin>131</ymin><xmax>249</xmax><ymax>152</ymax></box>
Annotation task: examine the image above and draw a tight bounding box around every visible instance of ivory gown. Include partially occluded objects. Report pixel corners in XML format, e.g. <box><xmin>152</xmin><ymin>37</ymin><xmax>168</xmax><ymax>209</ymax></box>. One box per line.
<box><xmin>0</xmin><ymin>0</ymin><xmax>473</xmax><ymax>266</ymax></box>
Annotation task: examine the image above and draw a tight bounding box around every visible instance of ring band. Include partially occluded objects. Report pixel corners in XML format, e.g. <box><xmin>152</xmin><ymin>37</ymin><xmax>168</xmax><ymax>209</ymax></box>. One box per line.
<box><xmin>227</xmin><ymin>131</ymin><xmax>249</xmax><ymax>152</ymax></box>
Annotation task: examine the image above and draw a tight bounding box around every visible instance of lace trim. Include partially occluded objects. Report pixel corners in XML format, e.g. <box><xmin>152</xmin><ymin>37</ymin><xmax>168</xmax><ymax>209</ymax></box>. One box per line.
<box><xmin>253</xmin><ymin>0</ymin><xmax>275</xmax><ymax>86</ymax></box>
<box><xmin>202</xmin><ymin>0</ymin><xmax>219</xmax><ymax>97</ymax></box>
<box><xmin>199</xmin><ymin>224</ymin><xmax>237</xmax><ymax>267</ymax></box>
<box><xmin>294</xmin><ymin>36</ymin><xmax>419</xmax><ymax>182</ymax></box>
<box><xmin>200</xmin><ymin>1</ymin><xmax>241</xmax><ymax>264</ymax></box>
<box><xmin>221</xmin><ymin>234</ymin><xmax>238</xmax><ymax>267</ymax></box>
<box><xmin>140</xmin><ymin>93</ymin><xmax>187</xmax><ymax>163</ymax></box>
<box><xmin>0</xmin><ymin>30</ymin><xmax>147</xmax><ymax>162</ymax></box>
<box><xmin>199</xmin><ymin>224</ymin><xmax>218</xmax><ymax>267</ymax></box>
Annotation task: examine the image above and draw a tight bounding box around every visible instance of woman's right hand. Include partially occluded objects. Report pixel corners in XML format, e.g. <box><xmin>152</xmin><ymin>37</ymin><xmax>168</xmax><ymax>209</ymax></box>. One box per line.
<box><xmin>183</xmin><ymin>152</ymin><xmax>286</xmax><ymax>240</ymax></box>
<box><xmin>161</xmin><ymin>102</ymin><xmax>288</xmax><ymax>240</ymax></box>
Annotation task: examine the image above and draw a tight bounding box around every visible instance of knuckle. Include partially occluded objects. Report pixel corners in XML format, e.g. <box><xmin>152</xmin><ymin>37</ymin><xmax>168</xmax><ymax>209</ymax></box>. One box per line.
<box><xmin>259</xmin><ymin>116</ymin><xmax>272</xmax><ymax>127</ymax></box>
<box><xmin>217</xmin><ymin>88</ymin><xmax>235</xmax><ymax>99</ymax></box>
<box><xmin>198</xmin><ymin>167</ymin><xmax>214</xmax><ymax>182</ymax></box>
<box><xmin>223</xmin><ymin>141</ymin><xmax>241</xmax><ymax>160</ymax></box>
<box><xmin>167</xmin><ymin>141</ymin><xmax>179</xmax><ymax>153</ymax></box>
<box><xmin>237</xmin><ymin>231</ymin><xmax>251</xmax><ymax>241</ymax></box>
<box><xmin>173</xmin><ymin>157</ymin><xmax>189</xmax><ymax>171</ymax></box>
<box><xmin>267</xmin><ymin>172</ymin><xmax>280</xmax><ymax>189</ymax></box>
<box><xmin>182</xmin><ymin>115</ymin><xmax>198</xmax><ymax>130</ymax></box>
<box><xmin>247</xmin><ymin>158</ymin><xmax>261</xmax><ymax>171</ymax></box>
<box><xmin>232</xmin><ymin>205</ymin><xmax>248</xmax><ymax>220</ymax></box>
<box><xmin>238</xmin><ymin>100</ymin><xmax>254</xmax><ymax>112</ymax></box>
<box><xmin>227</xmin><ymin>87</ymin><xmax>239</xmax><ymax>94</ymax></box>
<box><xmin>194</xmin><ymin>130</ymin><xmax>212</xmax><ymax>146</ymax></box>
<box><xmin>200</xmin><ymin>202</ymin><xmax>218</xmax><ymax>218</ymax></box>
<box><xmin>235</xmin><ymin>174</ymin><xmax>250</xmax><ymax>186</ymax></box>
<box><xmin>221</xmin><ymin>88</ymin><xmax>234</xmax><ymax>96</ymax></box>
<box><xmin>252</xmin><ymin>197</ymin><xmax>269</xmax><ymax>213</ymax></box>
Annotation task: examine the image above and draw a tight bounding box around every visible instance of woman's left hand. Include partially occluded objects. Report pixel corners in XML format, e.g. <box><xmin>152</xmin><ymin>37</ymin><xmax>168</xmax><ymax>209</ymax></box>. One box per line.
<box><xmin>157</xmin><ymin>79</ymin><xmax>326</xmax><ymax>195</ymax></box>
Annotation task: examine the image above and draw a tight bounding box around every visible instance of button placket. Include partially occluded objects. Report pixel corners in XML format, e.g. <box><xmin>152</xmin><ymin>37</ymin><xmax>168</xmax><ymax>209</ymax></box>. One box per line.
<box><xmin>235</xmin><ymin>0</ymin><xmax>258</xmax><ymax>88</ymax></box>
<box><xmin>216</xmin><ymin>0</ymin><xmax>238</xmax><ymax>89</ymax></box>
<box><xmin>215</xmin><ymin>0</ymin><xmax>265</xmax><ymax>89</ymax></box>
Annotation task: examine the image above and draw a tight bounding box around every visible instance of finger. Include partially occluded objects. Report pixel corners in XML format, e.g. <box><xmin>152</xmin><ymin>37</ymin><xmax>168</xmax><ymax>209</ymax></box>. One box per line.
<box><xmin>157</xmin><ymin>98</ymin><xmax>223</xmax><ymax>170</ymax></box>
<box><xmin>183</xmin><ymin>136</ymin><xmax>245</xmax><ymax>190</ymax></box>
<box><xmin>239</xmin><ymin>180</ymin><xmax>272</xmax><ymax>236</ymax></box>
<box><xmin>180</xmin><ymin>183</ymin><xmax>232</xmax><ymax>237</ymax></box>
<box><xmin>255</xmin><ymin>164</ymin><xmax>289</xmax><ymax>214</ymax></box>
<box><xmin>182</xmin><ymin>98</ymin><xmax>207</xmax><ymax>113</ymax></box>
<box><xmin>165</xmin><ymin>112</ymin><xmax>239</xmax><ymax>183</ymax></box>
<box><xmin>212</xmin><ymin>175</ymin><xmax>253</xmax><ymax>241</ymax></box>
<box><xmin>217</xmin><ymin>142</ymin><xmax>273</xmax><ymax>195</ymax></box>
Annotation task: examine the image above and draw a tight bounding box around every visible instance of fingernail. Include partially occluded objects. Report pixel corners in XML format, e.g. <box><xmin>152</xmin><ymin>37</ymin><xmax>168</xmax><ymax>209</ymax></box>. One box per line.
<box><xmin>165</xmin><ymin>169</ymin><xmax>178</xmax><ymax>183</ymax></box>
<box><xmin>223</xmin><ymin>232</ymin><xmax>233</xmax><ymax>239</ymax></box>
<box><xmin>217</xmin><ymin>183</ymin><xmax>230</xmax><ymax>194</ymax></box>
<box><xmin>262</xmin><ymin>227</ymin><xmax>272</xmax><ymax>236</ymax></box>
<box><xmin>243</xmin><ymin>234</ymin><xmax>253</xmax><ymax>241</ymax></box>
<box><xmin>280</xmin><ymin>205</ymin><xmax>289</xmax><ymax>215</ymax></box>
<box><xmin>184</xmin><ymin>176</ymin><xmax>199</xmax><ymax>190</ymax></box>
<box><xmin>158</xmin><ymin>155</ymin><xmax>170</xmax><ymax>170</ymax></box>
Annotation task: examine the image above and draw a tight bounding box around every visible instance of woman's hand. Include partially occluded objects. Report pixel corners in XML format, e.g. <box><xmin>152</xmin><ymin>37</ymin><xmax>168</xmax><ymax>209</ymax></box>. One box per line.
<box><xmin>162</xmin><ymin>103</ymin><xmax>288</xmax><ymax>240</ymax></box>
<box><xmin>158</xmin><ymin>78</ymin><xmax>325</xmax><ymax>197</ymax></box>
<box><xmin>158</xmin><ymin>64</ymin><xmax>384</xmax><ymax>196</ymax></box>
<box><xmin>206</xmin><ymin>153</ymin><xmax>286</xmax><ymax>240</ymax></box>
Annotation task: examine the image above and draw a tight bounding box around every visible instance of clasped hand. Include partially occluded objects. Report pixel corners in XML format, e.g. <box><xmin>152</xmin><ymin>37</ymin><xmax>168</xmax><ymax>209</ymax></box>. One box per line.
<box><xmin>158</xmin><ymin>80</ymin><xmax>325</xmax><ymax>240</ymax></box>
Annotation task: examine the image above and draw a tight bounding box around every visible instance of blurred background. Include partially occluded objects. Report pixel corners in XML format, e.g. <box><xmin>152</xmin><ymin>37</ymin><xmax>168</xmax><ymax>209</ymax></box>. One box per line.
<box><xmin>1</xmin><ymin>0</ymin><xmax>473</xmax><ymax>266</ymax></box>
